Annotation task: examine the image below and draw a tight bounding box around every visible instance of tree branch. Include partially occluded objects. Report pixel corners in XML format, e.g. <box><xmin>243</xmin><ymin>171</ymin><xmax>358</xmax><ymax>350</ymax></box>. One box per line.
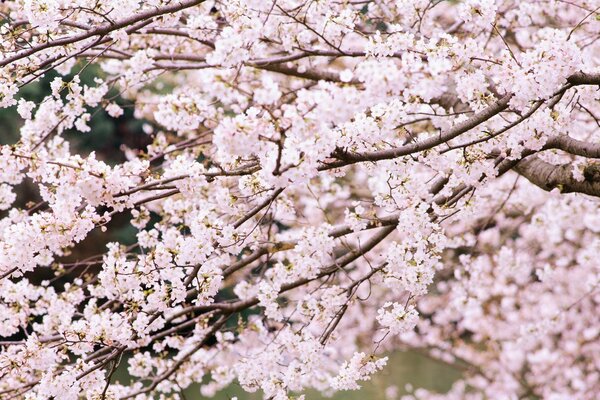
<box><xmin>0</xmin><ymin>0</ymin><xmax>207</xmax><ymax>68</ymax></box>
<box><xmin>319</xmin><ymin>94</ymin><xmax>513</xmax><ymax>170</ymax></box>
<box><xmin>514</xmin><ymin>155</ymin><xmax>600</xmax><ymax>196</ymax></box>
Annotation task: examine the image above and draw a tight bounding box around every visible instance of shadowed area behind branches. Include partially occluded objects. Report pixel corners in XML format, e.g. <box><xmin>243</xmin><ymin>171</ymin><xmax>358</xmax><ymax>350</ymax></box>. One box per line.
<box><xmin>0</xmin><ymin>64</ymin><xmax>150</xmax><ymax>264</ymax></box>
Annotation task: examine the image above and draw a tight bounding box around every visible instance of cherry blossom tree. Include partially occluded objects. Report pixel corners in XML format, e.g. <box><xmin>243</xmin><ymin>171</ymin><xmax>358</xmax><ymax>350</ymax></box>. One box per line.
<box><xmin>1</xmin><ymin>1</ymin><xmax>600</xmax><ymax>399</ymax></box>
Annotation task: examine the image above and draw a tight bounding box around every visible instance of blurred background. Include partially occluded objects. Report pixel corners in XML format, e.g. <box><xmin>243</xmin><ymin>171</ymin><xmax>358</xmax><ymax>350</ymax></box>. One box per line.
<box><xmin>119</xmin><ymin>352</ymin><xmax>461</xmax><ymax>399</ymax></box>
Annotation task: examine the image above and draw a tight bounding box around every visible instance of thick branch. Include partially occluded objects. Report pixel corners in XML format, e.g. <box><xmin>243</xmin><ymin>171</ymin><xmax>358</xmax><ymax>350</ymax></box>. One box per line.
<box><xmin>566</xmin><ymin>72</ymin><xmax>600</xmax><ymax>86</ymax></box>
<box><xmin>545</xmin><ymin>135</ymin><xmax>600</xmax><ymax>158</ymax></box>
<box><xmin>514</xmin><ymin>155</ymin><xmax>600</xmax><ymax>196</ymax></box>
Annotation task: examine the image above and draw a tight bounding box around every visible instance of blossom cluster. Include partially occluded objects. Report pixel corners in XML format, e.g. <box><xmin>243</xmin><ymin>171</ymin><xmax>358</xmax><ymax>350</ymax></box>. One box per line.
<box><xmin>0</xmin><ymin>0</ymin><xmax>600</xmax><ymax>399</ymax></box>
